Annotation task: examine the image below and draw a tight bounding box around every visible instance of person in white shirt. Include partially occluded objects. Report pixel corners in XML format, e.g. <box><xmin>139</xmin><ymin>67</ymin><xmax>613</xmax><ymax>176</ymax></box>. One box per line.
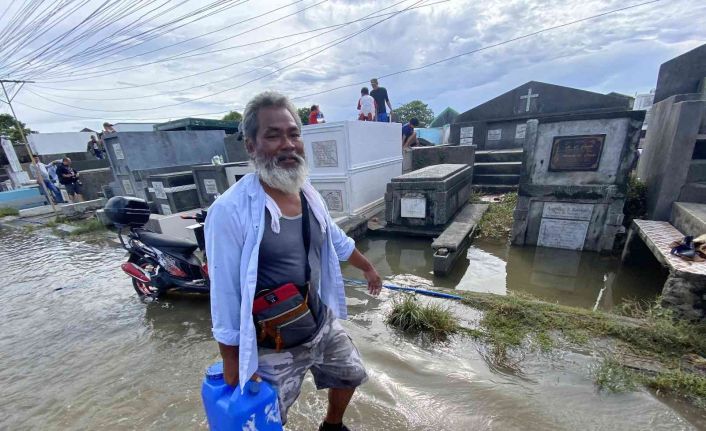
<box><xmin>357</xmin><ymin>87</ymin><xmax>376</xmax><ymax>121</ymax></box>
<box><xmin>29</xmin><ymin>155</ymin><xmax>64</xmax><ymax>203</ymax></box>
<box><xmin>206</xmin><ymin>91</ymin><xmax>382</xmax><ymax>431</ymax></box>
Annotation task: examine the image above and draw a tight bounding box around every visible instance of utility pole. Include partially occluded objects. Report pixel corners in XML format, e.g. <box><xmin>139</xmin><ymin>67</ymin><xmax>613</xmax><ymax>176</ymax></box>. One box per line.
<box><xmin>0</xmin><ymin>79</ymin><xmax>58</xmax><ymax>213</ymax></box>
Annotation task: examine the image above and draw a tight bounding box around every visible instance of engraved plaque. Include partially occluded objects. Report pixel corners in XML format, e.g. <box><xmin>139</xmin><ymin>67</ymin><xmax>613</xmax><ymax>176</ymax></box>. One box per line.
<box><xmin>320</xmin><ymin>190</ymin><xmax>343</xmax><ymax>212</ymax></box>
<box><xmin>121</xmin><ymin>179</ymin><xmax>134</xmax><ymax>195</ymax></box>
<box><xmin>487</xmin><ymin>129</ymin><xmax>502</xmax><ymax>141</ymax></box>
<box><xmin>515</xmin><ymin>124</ymin><xmax>527</xmax><ymax>139</ymax></box>
<box><xmin>401</xmin><ymin>197</ymin><xmax>426</xmax><ymax>218</ymax></box>
<box><xmin>312</xmin><ymin>140</ymin><xmax>338</xmax><ymax>167</ymax></box>
<box><xmin>460</xmin><ymin>126</ymin><xmax>474</xmax><ymax>138</ymax></box>
<box><xmin>460</xmin><ymin>137</ymin><xmax>473</xmax><ymax>145</ymax></box>
<box><xmin>203</xmin><ymin>179</ymin><xmax>218</xmax><ymax>194</ymax></box>
<box><xmin>113</xmin><ymin>143</ymin><xmax>124</xmax><ymax>160</ymax></box>
<box><xmin>160</xmin><ymin>204</ymin><xmax>172</xmax><ymax>215</ymax></box>
<box><xmin>542</xmin><ymin>202</ymin><xmax>594</xmax><ymax>221</ymax></box>
<box><xmin>537</xmin><ymin>218</ymin><xmax>589</xmax><ymax>250</ymax></box>
<box><xmin>549</xmin><ymin>134</ymin><xmax>605</xmax><ymax>172</ymax></box>
<box><xmin>152</xmin><ymin>181</ymin><xmax>167</xmax><ymax>199</ymax></box>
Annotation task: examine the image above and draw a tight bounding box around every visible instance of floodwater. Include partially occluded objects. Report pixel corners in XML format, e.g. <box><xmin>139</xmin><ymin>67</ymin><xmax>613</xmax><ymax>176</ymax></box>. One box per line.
<box><xmin>2</xmin><ymin>228</ymin><xmax>703</xmax><ymax>431</ymax></box>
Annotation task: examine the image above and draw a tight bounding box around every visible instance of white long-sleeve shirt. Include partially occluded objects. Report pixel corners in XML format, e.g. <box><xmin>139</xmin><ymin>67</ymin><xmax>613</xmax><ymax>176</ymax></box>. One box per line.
<box><xmin>205</xmin><ymin>173</ymin><xmax>355</xmax><ymax>391</ymax></box>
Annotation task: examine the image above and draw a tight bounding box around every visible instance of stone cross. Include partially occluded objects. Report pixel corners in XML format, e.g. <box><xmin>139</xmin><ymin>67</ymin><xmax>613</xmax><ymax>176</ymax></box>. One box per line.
<box><xmin>520</xmin><ymin>88</ymin><xmax>539</xmax><ymax>112</ymax></box>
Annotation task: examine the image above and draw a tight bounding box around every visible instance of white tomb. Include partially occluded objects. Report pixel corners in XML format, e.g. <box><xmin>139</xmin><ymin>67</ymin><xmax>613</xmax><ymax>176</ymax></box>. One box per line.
<box><xmin>302</xmin><ymin>121</ymin><xmax>402</xmax><ymax>217</ymax></box>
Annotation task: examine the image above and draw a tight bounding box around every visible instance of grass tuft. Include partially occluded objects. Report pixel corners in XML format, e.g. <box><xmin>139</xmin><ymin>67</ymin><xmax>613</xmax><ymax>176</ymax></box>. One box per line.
<box><xmin>594</xmin><ymin>357</ymin><xmax>638</xmax><ymax>393</ymax></box>
<box><xmin>0</xmin><ymin>207</ymin><xmax>20</xmax><ymax>217</ymax></box>
<box><xmin>386</xmin><ymin>294</ymin><xmax>459</xmax><ymax>340</ymax></box>
<box><xmin>67</xmin><ymin>218</ymin><xmax>107</xmax><ymax>236</ymax></box>
<box><xmin>476</xmin><ymin>192</ymin><xmax>517</xmax><ymax>240</ymax></box>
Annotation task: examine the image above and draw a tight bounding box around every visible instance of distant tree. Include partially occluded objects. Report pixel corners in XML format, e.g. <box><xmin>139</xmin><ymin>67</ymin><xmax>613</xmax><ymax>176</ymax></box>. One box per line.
<box><xmin>0</xmin><ymin>113</ymin><xmax>33</xmax><ymax>144</ymax></box>
<box><xmin>297</xmin><ymin>107</ymin><xmax>310</xmax><ymax>125</ymax></box>
<box><xmin>221</xmin><ymin>111</ymin><xmax>242</xmax><ymax>122</ymax></box>
<box><xmin>395</xmin><ymin>100</ymin><xmax>434</xmax><ymax>127</ymax></box>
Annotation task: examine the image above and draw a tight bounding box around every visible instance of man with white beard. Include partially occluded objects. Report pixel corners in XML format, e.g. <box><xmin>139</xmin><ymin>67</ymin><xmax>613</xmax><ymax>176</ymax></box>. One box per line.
<box><xmin>206</xmin><ymin>91</ymin><xmax>382</xmax><ymax>431</ymax></box>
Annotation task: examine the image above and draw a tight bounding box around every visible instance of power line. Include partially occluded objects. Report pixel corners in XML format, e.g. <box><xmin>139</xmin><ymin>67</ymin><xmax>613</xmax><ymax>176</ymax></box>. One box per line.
<box><xmin>291</xmin><ymin>0</ymin><xmax>665</xmax><ymax>101</ymax></box>
<box><xmin>25</xmin><ymin>0</ymin><xmax>426</xmax><ymax>113</ymax></box>
<box><xmin>14</xmin><ymin>0</ymin><xmax>666</xmax><ymax>122</ymax></box>
<box><xmin>33</xmin><ymin>0</ymin><xmax>317</xmax><ymax>82</ymax></box>
<box><xmin>30</xmin><ymin>0</ymin><xmax>447</xmax><ymax>85</ymax></box>
<box><xmin>29</xmin><ymin>0</ymin><xmax>437</xmax><ymax>102</ymax></box>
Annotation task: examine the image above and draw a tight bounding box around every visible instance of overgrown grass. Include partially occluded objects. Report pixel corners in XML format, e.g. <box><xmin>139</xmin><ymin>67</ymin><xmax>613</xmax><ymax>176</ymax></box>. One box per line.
<box><xmin>67</xmin><ymin>217</ymin><xmax>107</xmax><ymax>236</ymax></box>
<box><xmin>475</xmin><ymin>192</ymin><xmax>517</xmax><ymax>240</ymax></box>
<box><xmin>0</xmin><ymin>207</ymin><xmax>19</xmax><ymax>217</ymax></box>
<box><xmin>623</xmin><ymin>174</ymin><xmax>648</xmax><ymax>229</ymax></box>
<box><xmin>455</xmin><ymin>290</ymin><xmax>706</xmax><ymax>406</ymax></box>
<box><xmin>386</xmin><ymin>294</ymin><xmax>460</xmax><ymax>339</ymax></box>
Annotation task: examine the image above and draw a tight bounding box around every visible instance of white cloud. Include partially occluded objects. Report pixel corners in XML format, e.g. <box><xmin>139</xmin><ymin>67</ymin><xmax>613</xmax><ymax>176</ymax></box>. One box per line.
<box><xmin>0</xmin><ymin>0</ymin><xmax>704</xmax><ymax>132</ymax></box>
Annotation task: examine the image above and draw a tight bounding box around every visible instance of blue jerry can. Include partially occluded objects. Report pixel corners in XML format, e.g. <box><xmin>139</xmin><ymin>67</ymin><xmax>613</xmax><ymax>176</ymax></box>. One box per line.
<box><xmin>202</xmin><ymin>362</ymin><xmax>283</xmax><ymax>431</ymax></box>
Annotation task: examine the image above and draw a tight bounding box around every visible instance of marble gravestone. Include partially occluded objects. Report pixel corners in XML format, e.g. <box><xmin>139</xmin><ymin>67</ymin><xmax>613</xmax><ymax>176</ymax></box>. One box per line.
<box><xmin>385</xmin><ymin>164</ymin><xmax>473</xmax><ymax>228</ymax></box>
<box><xmin>511</xmin><ymin>110</ymin><xmax>645</xmax><ymax>252</ymax></box>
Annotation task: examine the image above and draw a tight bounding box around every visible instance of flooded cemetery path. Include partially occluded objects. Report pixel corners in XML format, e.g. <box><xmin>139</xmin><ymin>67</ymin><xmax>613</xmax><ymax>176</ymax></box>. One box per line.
<box><xmin>2</xmin><ymin>228</ymin><xmax>703</xmax><ymax>430</ymax></box>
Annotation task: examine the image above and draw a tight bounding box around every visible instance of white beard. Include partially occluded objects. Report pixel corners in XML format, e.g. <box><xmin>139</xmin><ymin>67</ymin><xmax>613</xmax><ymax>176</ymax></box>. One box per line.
<box><xmin>252</xmin><ymin>151</ymin><xmax>308</xmax><ymax>194</ymax></box>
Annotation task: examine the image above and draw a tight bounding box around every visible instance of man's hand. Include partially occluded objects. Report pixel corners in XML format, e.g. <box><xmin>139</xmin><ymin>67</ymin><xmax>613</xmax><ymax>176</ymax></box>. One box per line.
<box><xmin>219</xmin><ymin>343</ymin><xmax>240</xmax><ymax>387</ymax></box>
<box><xmin>348</xmin><ymin>249</ymin><xmax>382</xmax><ymax>296</ymax></box>
<box><xmin>363</xmin><ymin>267</ymin><xmax>382</xmax><ymax>296</ymax></box>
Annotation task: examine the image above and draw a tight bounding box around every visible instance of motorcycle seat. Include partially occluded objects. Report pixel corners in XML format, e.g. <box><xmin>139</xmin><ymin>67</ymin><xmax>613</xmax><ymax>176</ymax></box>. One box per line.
<box><xmin>137</xmin><ymin>230</ymin><xmax>199</xmax><ymax>254</ymax></box>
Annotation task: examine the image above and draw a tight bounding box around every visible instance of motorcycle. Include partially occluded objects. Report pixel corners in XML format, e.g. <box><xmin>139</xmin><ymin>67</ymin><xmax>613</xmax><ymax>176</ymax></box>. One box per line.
<box><xmin>104</xmin><ymin>196</ymin><xmax>209</xmax><ymax>300</ymax></box>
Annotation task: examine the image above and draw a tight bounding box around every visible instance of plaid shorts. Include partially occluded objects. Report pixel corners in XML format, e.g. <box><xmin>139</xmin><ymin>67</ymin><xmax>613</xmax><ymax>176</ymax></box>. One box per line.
<box><xmin>256</xmin><ymin>308</ymin><xmax>368</xmax><ymax>424</ymax></box>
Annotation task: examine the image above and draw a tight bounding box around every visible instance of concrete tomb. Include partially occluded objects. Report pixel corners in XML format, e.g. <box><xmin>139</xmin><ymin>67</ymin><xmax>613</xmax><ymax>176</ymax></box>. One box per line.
<box><xmin>385</xmin><ymin>164</ymin><xmax>473</xmax><ymax>229</ymax></box>
<box><xmin>146</xmin><ymin>171</ymin><xmax>200</xmax><ymax>215</ymax></box>
<box><xmin>224</xmin><ymin>134</ymin><xmax>249</xmax><ymax>163</ymax></box>
<box><xmin>653</xmin><ymin>43</ymin><xmax>706</xmax><ymax>104</ymax></box>
<box><xmin>192</xmin><ymin>162</ymin><xmax>253</xmax><ymax>208</ymax></box>
<box><xmin>102</xmin><ymin>131</ymin><xmax>226</xmax><ymax>199</ymax></box>
<box><xmin>450</xmin><ymin>81</ymin><xmax>634</xmax><ymax>191</ymax></box>
<box><xmin>511</xmin><ymin>110</ymin><xmax>645</xmax><ymax>252</ymax></box>
<box><xmin>402</xmin><ymin>144</ymin><xmax>475</xmax><ymax>174</ymax></box>
<box><xmin>303</xmin><ymin>121</ymin><xmax>402</xmax><ymax>217</ymax></box>
<box><xmin>79</xmin><ymin>168</ymin><xmax>115</xmax><ymax>201</ymax></box>
<box><xmin>637</xmin><ymin>94</ymin><xmax>706</xmax><ymax>220</ymax></box>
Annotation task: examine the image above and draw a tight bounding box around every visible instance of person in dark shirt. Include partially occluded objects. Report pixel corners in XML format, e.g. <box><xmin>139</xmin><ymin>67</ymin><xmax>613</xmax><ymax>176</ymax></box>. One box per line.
<box><xmin>369</xmin><ymin>78</ymin><xmax>392</xmax><ymax>122</ymax></box>
<box><xmin>55</xmin><ymin>157</ymin><xmax>84</xmax><ymax>203</ymax></box>
<box><xmin>401</xmin><ymin>118</ymin><xmax>420</xmax><ymax>149</ymax></box>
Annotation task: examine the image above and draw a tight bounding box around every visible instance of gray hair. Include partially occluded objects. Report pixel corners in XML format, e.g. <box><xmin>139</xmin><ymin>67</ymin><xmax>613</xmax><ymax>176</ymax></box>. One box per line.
<box><xmin>241</xmin><ymin>91</ymin><xmax>302</xmax><ymax>143</ymax></box>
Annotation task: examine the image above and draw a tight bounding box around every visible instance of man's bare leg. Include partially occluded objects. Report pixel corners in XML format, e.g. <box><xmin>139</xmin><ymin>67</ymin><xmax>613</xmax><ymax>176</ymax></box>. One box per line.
<box><xmin>325</xmin><ymin>387</ymin><xmax>355</xmax><ymax>424</ymax></box>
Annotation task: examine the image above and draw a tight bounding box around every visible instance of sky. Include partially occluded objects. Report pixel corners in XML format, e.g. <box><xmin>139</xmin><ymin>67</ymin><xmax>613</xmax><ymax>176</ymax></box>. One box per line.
<box><xmin>0</xmin><ymin>0</ymin><xmax>705</xmax><ymax>133</ymax></box>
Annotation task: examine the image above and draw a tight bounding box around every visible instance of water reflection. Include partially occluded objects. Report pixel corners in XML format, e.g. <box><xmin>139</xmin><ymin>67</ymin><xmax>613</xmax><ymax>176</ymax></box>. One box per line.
<box><xmin>346</xmin><ymin>235</ymin><xmax>666</xmax><ymax>310</ymax></box>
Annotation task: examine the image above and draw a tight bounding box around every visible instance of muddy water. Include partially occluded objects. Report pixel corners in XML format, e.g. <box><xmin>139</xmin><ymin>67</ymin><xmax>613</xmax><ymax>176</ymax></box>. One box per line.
<box><xmin>1</xmin><ymin>229</ymin><xmax>702</xmax><ymax>430</ymax></box>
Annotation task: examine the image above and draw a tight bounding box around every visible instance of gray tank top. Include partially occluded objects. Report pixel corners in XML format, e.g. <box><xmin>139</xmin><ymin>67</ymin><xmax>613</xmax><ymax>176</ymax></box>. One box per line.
<box><xmin>257</xmin><ymin>206</ymin><xmax>325</xmax><ymax>321</ymax></box>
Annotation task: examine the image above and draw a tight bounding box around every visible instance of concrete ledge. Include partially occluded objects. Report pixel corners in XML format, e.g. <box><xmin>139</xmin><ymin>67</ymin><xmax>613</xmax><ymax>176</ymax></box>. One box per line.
<box><xmin>144</xmin><ymin>209</ymin><xmax>200</xmax><ymax>242</ymax></box>
<box><xmin>631</xmin><ymin>219</ymin><xmax>706</xmax><ymax>279</ymax></box>
<box><xmin>671</xmin><ymin>202</ymin><xmax>706</xmax><ymax>235</ymax></box>
<box><xmin>60</xmin><ymin>198</ymin><xmax>106</xmax><ymax>217</ymax></box>
<box><xmin>432</xmin><ymin>203</ymin><xmax>489</xmax><ymax>276</ymax></box>
<box><xmin>19</xmin><ymin>205</ymin><xmax>56</xmax><ymax>217</ymax></box>
<box><xmin>432</xmin><ymin>204</ymin><xmax>489</xmax><ymax>251</ymax></box>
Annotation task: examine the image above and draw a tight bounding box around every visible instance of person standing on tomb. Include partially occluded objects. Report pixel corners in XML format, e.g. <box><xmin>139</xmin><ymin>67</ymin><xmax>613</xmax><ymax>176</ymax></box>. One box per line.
<box><xmin>30</xmin><ymin>155</ymin><xmax>64</xmax><ymax>204</ymax></box>
<box><xmin>206</xmin><ymin>91</ymin><xmax>382</xmax><ymax>430</ymax></box>
<box><xmin>402</xmin><ymin>118</ymin><xmax>420</xmax><ymax>149</ymax></box>
<box><xmin>103</xmin><ymin>122</ymin><xmax>116</xmax><ymax>133</ymax></box>
<box><xmin>370</xmin><ymin>78</ymin><xmax>392</xmax><ymax>122</ymax></box>
<box><xmin>56</xmin><ymin>157</ymin><xmax>84</xmax><ymax>203</ymax></box>
<box><xmin>86</xmin><ymin>135</ymin><xmax>105</xmax><ymax>159</ymax></box>
<box><xmin>308</xmin><ymin>105</ymin><xmax>325</xmax><ymax>125</ymax></box>
<box><xmin>357</xmin><ymin>87</ymin><xmax>376</xmax><ymax>121</ymax></box>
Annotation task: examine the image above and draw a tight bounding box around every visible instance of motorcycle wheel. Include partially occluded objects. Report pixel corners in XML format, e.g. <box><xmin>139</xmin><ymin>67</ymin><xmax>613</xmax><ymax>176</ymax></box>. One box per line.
<box><xmin>129</xmin><ymin>257</ymin><xmax>161</xmax><ymax>300</ymax></box>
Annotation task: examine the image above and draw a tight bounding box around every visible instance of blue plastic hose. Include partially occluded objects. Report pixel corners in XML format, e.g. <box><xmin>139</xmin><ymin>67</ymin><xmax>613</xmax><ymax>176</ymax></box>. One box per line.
<box><xmin>343</xmin><ymin>277</ymin><xmax>463</xmax><ymax>301</ymax></box>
